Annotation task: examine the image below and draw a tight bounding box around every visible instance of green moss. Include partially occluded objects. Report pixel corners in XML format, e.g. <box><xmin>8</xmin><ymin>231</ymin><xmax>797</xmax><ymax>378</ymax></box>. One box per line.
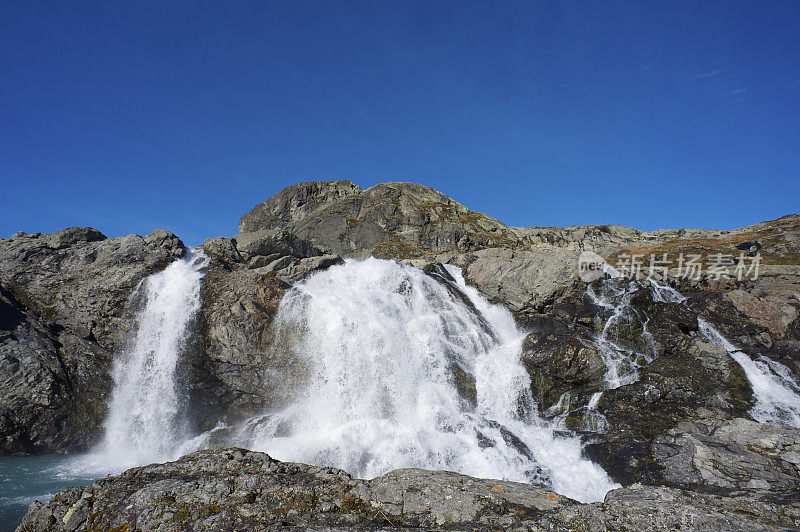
<box><xmin>727</xmin><ymin>362</ymin><xmax>756</xmax><ymax>410</ymax></box>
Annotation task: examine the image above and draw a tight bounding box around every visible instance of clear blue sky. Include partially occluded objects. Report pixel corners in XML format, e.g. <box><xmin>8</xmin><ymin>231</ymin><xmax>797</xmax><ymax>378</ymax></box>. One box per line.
<box><xmin>2</xmin><ymin>1</ymin><xmax>799</xmax><ymax>245</ymax></box>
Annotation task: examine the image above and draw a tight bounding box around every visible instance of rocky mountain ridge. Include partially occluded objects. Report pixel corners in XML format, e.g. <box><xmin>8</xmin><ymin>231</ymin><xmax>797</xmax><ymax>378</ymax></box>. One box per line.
<box><xmin>3</xmin><ymin>180</ymin><xmax>800</xmax><ymax>530</ymax></box>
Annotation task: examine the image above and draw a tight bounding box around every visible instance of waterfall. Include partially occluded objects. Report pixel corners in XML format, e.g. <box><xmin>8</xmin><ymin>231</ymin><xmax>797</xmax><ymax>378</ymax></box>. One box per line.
<box><xmin>581</xmin><ymin>274</ymin><xmax>800</xmax><ymax>432</ymax></box>
<box><xmin>239</xmin><ymin>258</ymin><xmax>618</xmax><ymax>502</ymax></box>
<box><xmin>75</xmin><ymin>250</ymin><xmax>209</xmax><ymax>473</ymax></box>
<box><xmin>624</xmin><ymin>274</ymin><xmax>800</xmax><ymax>430</ymax></box>
<box><xmin>698</xmin><ymin>318</ymin><xmax>800</xmax><ymax>428</ymax></box>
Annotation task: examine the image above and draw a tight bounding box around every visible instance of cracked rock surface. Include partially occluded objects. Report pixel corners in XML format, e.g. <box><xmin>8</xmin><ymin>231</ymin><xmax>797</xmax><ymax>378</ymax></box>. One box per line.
<box><xmin>18</xmin><ymin>448</ymin><xmax>800</xmax><ymax>531</ymax></box>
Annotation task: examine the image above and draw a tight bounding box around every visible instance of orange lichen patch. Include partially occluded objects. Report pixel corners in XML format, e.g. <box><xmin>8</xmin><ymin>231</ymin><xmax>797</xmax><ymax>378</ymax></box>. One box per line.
<box><xmin>492</xmin><ymin>486</ymin><xmax>503</xmax><ymax>492</ymax></box>
<box><xmin>371</xmin><ymin>239</ymin><xmax>424</xmax><ymax>260</ymax></box>
<box><xmin>547</xmin><ymin>493</ymin><xmax>558</xmax><ymax>500</ymax></box>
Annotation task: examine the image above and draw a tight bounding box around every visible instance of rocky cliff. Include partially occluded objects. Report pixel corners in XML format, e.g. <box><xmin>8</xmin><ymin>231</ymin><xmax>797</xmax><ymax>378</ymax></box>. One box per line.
<box><xmin>0</xmin><ymin>228</ymin><xmax>185</xmax><ymax>453</ymax></box>
<box><xmin>4</xmin><ymin>180</ymin><xmax>800</xmax><ymax>530</ymax></box>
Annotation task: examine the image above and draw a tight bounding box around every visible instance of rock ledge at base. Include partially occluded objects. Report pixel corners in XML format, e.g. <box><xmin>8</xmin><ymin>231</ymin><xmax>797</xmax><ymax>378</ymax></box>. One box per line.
<box><xmin>18</xmin><ymin>448</ymin><xmax>800</xmax><ymax>531</ymax></box>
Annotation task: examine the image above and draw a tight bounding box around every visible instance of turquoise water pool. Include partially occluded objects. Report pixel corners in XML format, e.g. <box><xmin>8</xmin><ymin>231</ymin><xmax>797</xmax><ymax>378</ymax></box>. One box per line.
<box><xmin>0</xmin><ymin>456</ymin><xmax>99</xmax><ymax>531</ymax></box>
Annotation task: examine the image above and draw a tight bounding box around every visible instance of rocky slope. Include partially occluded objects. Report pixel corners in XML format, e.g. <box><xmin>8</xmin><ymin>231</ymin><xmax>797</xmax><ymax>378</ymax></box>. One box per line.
<box><xmin>18</xmin><ymin>448</ymin><xmax>800</xmax><ymax>531</ymax></box>
<box><xmin>4</xmin><ymin>180</ymin><xmax>800</xmax><ymax>530</ymax></box>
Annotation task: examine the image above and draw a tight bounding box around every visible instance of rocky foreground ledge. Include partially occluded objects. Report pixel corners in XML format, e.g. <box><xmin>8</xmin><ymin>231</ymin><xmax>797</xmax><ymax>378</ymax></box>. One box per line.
<box><xmin>18</xmin><ymin>448</ymin><xmax>800</xmax><ymax>531</ymax></box>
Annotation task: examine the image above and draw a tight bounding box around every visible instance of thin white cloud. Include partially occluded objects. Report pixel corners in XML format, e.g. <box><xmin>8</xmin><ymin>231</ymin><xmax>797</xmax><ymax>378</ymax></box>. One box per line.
<box><xmin>685</xmin><ymin>68</ymin><xmax>724</xmax><ymax>81</ymax></box>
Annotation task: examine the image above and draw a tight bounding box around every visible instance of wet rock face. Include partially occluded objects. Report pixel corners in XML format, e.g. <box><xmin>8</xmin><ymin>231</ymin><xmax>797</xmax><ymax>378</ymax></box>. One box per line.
<box><xmin>0</xmin><ymin>229</ymin><xmax>185</xmax><ymax>454</ymax></box>
<box><xmin>524</xmin><ymin>277</ymin><xmax>797</xmax><ymax>493</ymax></box>
<box><xmin>19</xmin><ymin>448</ymin><xmax>800</xmax><ymax>531</ymax></box>
<box><xmin>187</xmin><ymin>265</ymin><xmax>294</xmax><ymax>429</ymax></box>
<box><xmin>689</xmin><ymin>286</ymin><xmax>800</xmax><ymax>369</ymax></box>
<box><xmin>521</xmin><ymin>315</ymin><xmax>606</xmax><ymax>411</ymax></box>
<box><xmin>582</xmin><ymin>320</ymin><xmax>756</xmax><ymax>487</ymax></box>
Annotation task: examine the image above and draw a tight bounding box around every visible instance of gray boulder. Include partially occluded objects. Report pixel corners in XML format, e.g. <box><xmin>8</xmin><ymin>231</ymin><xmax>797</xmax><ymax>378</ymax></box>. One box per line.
<box><xmin>652</xmin><ymin>417</ymin><xmax>800</xmax><ymax>493</ymax></box>
<box><xmin>459</xmin><ymin>247</ymin><xmax>579</xmax><ymax>317</ymax></box>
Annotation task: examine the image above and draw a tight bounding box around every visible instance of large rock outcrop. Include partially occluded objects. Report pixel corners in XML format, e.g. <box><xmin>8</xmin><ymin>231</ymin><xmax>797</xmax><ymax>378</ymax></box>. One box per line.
<box><xmin>18</xmin><ymin>448</ymin><xmax>800</xmax><ymax>531</ymax></box>
<box><xmin>0</xmin><ymin>228</ymin><xmax>185</xmax><ymax>453</ymax></box>
<box><xmin>238</xmin><ymin>181</ymin><xmax>515</xmax><ymax>257</ymax></box>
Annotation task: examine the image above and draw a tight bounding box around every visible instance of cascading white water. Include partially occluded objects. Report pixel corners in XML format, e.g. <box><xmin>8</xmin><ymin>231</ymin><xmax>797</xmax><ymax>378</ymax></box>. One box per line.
<box><xmin>75</xmin><ymin>250</ymin><xmax>209</xmax><ymax>473</ymax></box>
<box><xmin>585</xmin><ymin>273</ymin><xmax>800</xmax><ymax>431</ymax></box>
<box><xmin>698</xmin><ymin>318</ymin><xmax>800</xmax><ymax>428</ymax></box>
<box><xmin>636</xmin><ymin>274</ymin><xmax>800</xmax><ymax>428</ymax></box>
<box><xmin>586</xmin><ymin>281</ymin><xmax>655</xmax><ymax>389</ymax></box>
<box><xmin>240</xmin><ymin>258</ymin><xmax>618</xmax><ymax>502</ymax></box>
<box><xmin>598</xmin><ymin>275</ymin><xmax>800</xmax><ymax>430</ymax></box>
<box><xmin>646</xmin><ymin>277</ymin><xmax>687</xmax><ymax>304</ymax></box>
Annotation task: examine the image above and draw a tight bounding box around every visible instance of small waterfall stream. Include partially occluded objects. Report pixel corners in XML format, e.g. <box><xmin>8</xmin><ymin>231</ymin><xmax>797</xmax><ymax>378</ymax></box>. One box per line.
<box><xmin>586</xmin><ymin>280</ymin><xmax>656</xmax><ymax>389</ymax></box>
<box><xmin>588</xmin><ymin>269</ymin><xmax>800</xmax><ymax>430</ymax></box>
<box><xmin>643</xmin><ymin>274</ymin><xmax>800</xmax><ymax>429</ymax></box>
<box><xmin>698</xmin><ymin>318</ymin><xmax>800</xmax><ymax>427</ymax></box>
<box><xmin>75</xmin><ymin>250</ymin><xmax>209</xmax><ymax>473</ymax></box>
